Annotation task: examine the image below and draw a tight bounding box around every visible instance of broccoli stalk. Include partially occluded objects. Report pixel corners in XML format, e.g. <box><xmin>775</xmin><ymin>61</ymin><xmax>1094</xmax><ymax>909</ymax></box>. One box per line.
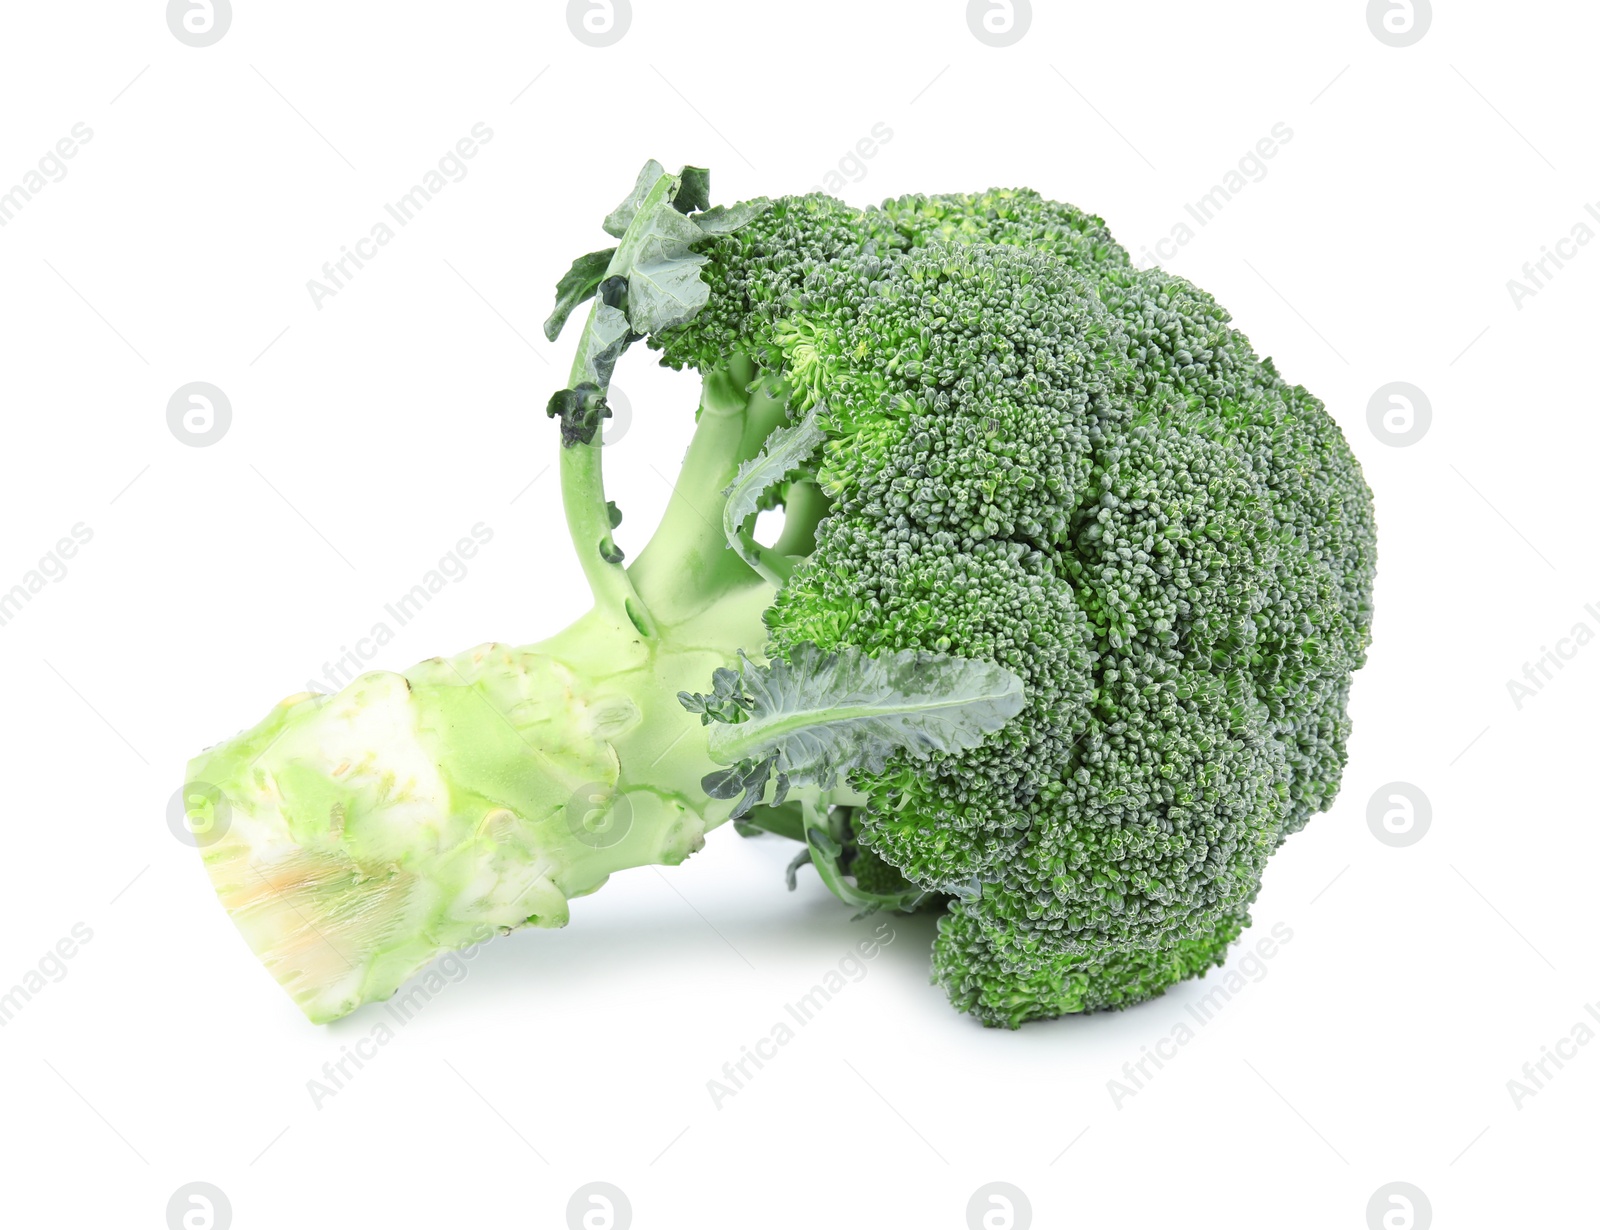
<box><xmin>186</xmin><ymin>423</ymin><xmax>778</xmax><ymax>1024</ymax></box>
<box><xmin>185</xmin><ymin>169</ymin><xmax>782</xmax><ymax>1023</ymax></box>
<box><xmin>185</xmin><ymin>618</ymin><xmax>760</xmax><ymax>1024</ymax></box>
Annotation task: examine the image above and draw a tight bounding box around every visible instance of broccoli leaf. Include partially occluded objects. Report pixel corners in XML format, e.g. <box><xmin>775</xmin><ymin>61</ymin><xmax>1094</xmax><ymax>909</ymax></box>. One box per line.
<box><xmin>577</xmin><ymin>304</ymin><xmax>631</xmax><ymax>388</ymax></box>
<box><xmin>672</xmin><ymin>166</ymin><xmax>711</xmax><ymax>214</ymax></box>
<box><xmin>701</xmin><ymin>754</ymin><xmax>778</xmax><ymax>819</ymax></box>
<box><xmin>544</xmin><ymin>247</ymin><xmax>617</xmax><ymax>342</ymax></box>
<box><xmin>628</xmin><ymin>197</ymin><xmax>705</xmax><ymax>267</ymax></box>
<box><xmin>627</xmin><ymin>252</ymin><xmax>711</xmax><ymax>335</ymax></box>
<box><xmin>580</xmin><ymin>164</ymin><xmax>772</xmax><ymax>346</ymax></box>
<box><xmin>618</xmin><ymin>202</ymin><xmax>708</xmax><ymax>333</ymax></box>
<box><xmin>545</xmin><ymin>382</ymin><xmax>611</xmax><ymax>448</ymax></box>
<box><xmin>691</xmin><ymin>644</ymin><xmax>1025</xmax><ymax>817</ymax></box>
<box><xmin>727</xmin><ymin>791</ymin><xmax>931</xmax><ymax>915</ymax></box>
<box><xmin>602</xmin><ymin>159</ymin><xmax>667</xmax><ymax>237</ymax></box>
<box><xmin>801</xmin><ymin>799</ymin><xmax>930</xmax><ymax>916</ymax></box>
<box><xmin>694</xmin><ymin>199</ymin><xmax>773</xmax><ymax>235</ymax></box>
<box><xmin>677</xmin><ymin>665</ymin><xmax>753</xmax><ymax>725</ymax></box>
<box><xmin>721</xmin><ymin>401</ymin><xmax>826</xmax><ymax>579</ymax></box>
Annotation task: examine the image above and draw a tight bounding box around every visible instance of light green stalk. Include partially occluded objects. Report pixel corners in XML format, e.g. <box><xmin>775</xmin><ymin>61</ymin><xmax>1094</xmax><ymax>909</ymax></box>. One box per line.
<box><xmin>187</xmin><ymin>599</ymin><xmax>766</xmax><ymax>1023</ymax></box>
<box><xmin>554</xmin><ymin>170</ymin><xmax>691</xmax><ymax>640</ymax></box>
<box><xmin>187</xmin><ymin>357</ymin><xmax>782</xmax><ymax>1023</ymax></box>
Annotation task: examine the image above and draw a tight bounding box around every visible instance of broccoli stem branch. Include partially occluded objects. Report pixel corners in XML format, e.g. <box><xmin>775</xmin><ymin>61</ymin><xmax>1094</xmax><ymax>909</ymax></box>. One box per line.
<box><xmin>557</xmin><ymin>427</ymin><xmax>654</xmax><ymax>638</ymax></box>
<box><xmin>554</xmin><ymin>174</ymin><xmax>693</xmax><ymax>640</ymax></box>
<box><xmin>769</xmin><ymin>479</ymin><xmax>830</xmax><ymax>572</ymax></box>
<box><xmin>720</xmin><ymin>372</ymin><xmax>799</xmax><ymax>590</ymax></box>
<box><xmin>629</xmin><ymin>357</ymin><xmax>792</xmax><ymax>627</ymax></box>
<box><xmin>629</xmin><ymin>357</ymin><xmax>753</xmax><ymax>606</ymax></box>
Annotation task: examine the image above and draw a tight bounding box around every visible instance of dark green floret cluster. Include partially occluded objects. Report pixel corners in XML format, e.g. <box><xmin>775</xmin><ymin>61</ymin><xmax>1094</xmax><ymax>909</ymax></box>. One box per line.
<box><xmin>648</xmin><ymin>181</ymin><xmax>1374</xmax><ymax>1026</ymax></box>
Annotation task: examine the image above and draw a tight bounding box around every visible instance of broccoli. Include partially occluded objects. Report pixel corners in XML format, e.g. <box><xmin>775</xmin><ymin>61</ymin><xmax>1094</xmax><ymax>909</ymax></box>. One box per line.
<box><xmin>184</xmin><ymin>162</ymin><xmax>1375</xmax><ymax>1027</ymax></box>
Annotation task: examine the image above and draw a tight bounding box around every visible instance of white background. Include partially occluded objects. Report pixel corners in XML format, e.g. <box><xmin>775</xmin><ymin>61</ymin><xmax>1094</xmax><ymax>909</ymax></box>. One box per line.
<box><xmin>1</xmin><ymin>2</ymin><xmax>1593</xmax><ymax>1227</ymax></box>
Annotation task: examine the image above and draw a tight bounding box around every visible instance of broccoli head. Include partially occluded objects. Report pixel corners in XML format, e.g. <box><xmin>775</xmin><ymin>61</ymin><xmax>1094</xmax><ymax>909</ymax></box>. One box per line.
<box><xmin>184</xmin><ymin>163</ymin><xmax>1373</xmax><ymax>1027</ymax></box>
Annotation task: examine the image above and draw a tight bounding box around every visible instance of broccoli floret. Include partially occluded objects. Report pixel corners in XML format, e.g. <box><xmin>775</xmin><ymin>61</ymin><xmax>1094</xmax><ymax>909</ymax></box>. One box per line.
<box><xmin>183</xmin><ymin>162</ymin><xmax>1374</xmax><ymax>1029</ymax></box>
<box><xmin>751</xmin><ymin>241</ymin><xmax>1314</xmax><ymax>1021</ymax></box>
<box><xmin>869</xmin><ymin>186</ymin><xmax>1130</xmax><ymax>276</ymax></box>
<box><xmin>650</xmin><ymin>192</ymin><xmax>876</xmax><ymax>374</ymax></box>
<box><xmin>934</xmin><ymin>903</ymin><xmax>1249</xmax><ymax>1028</ymax></box>
<box><xmin>877</xmin><ymin>191</ymin><xmax>1376</xmax><ymax>837</ymax></box>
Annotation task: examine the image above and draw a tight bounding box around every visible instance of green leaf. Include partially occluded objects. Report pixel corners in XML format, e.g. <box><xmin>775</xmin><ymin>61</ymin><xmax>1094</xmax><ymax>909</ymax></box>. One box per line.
<box><xmin>544</xmin><ymin>247</ymin><xmax>617</xmax><ymax>342</ymax></box>
<box><xmin>698</xmin><ymin>644</ymin><xmax>1026</xmax><ymax>804</ymax></box>
<box><xmin>784</xmin><ymin>847</ymin><xmax>813</xmax><ymax>890</ymax></box>
<box><xmin>595</xmin><ymin>165</ymin><xmax>774</xmax><ymax>338</ymax></box>
<box><xmin>701</xmin><ymin>755</ymin><xmax>777</xmax><ymax>820</ymax></box>
<box><xmin>577</xmin><ymin>304</ymin><xmax>631</xmax><ymax>387</ymax></box>
<box><xmin>620</xmin><ymin>201</ymin><xmax>709</xmax><ymax>333</ymax></box>
<box><xmin>627</xmin><ymin>255</ymin><xmax>710</xmax><ymax>334</ymax></box>
<box><xmin>555</xmin><ymin>165</ymin><xmax>775</xmax><ymax>398</ymax></box>
<box><xmin>545</xmin><ymin>382</ymin><xmax>610</xmax><ymax>448</ymax></box>
<box><xmin>722</xmin><ymin>401</ymin><xmax>826</xmax><ymax>578</ymax></box>
<box><xmin>677</xmin><ymin>665</ymin><xmax>752</xmax><ymax>726</ymax></box>
<box><xmin>731</xmin><ymin>802</ymin><xmax>806</xmax><ymax>844</ymax></box>
<box><xmin>799</xmin><ymin>800</ymin><xmax>932</xmax><ymax>915</ymax></box>
<box><xmin>628</xmin><ymin>198</ymin><xmax>704</xmax><ymax>265</ymax></box>
<box><xmin>694</xmin><ymin>199</ymin><xmax>773</xmax><ymax>235</ymax></box>
<box><xmin>603</xmin><ymin>160</ymin><xmax>667</xmax><ymax>237</ymax></box>
<box><xmin>673</xmin><ymin>166</ymin><xmax>711</xmax><ymax>214</ymax></box>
